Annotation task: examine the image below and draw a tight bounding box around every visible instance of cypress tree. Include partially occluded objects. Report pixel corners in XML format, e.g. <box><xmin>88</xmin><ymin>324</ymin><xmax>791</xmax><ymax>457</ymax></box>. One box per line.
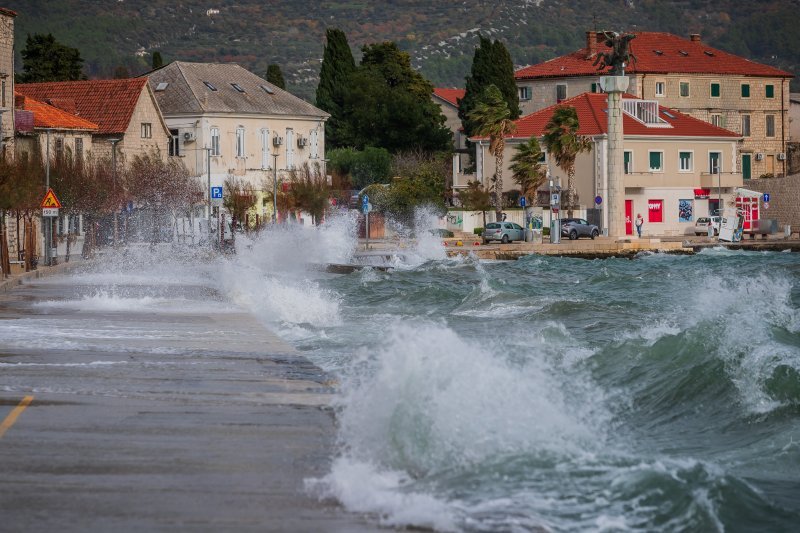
<box><xmin>315</xmin><ymin>28</ymin><xmax>356</xmax><ymax>149</ymax></box>
<box><xmin>459</xmin><ymin>35</ymin><xmax>520</xmax><ymax>144</ymax></box>
<box><xmin>266</xmin><ymin>64</ymin><xmax>285</xmax><ymax>89</ymax></box>
<box><xmin>152</xmin><ymin>51</ymin><xmax>164</xmax><ymax>70</ymax></box>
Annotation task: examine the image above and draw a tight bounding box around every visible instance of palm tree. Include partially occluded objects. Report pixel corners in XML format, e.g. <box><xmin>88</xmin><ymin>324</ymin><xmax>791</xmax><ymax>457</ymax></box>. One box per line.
<box><xmin>542</xmin><ymin>106</ymin><xmax>592</xmax><ymax>217</ymax></box>
<box><xmin>468</xmin><ymin>85</ymin><xmax>517</xmax><ymax>221</ymax></box>
<box><xmin>510</xmin><ymin>137</ymin><xmax>547</xmax><ymax>206</ymax></box>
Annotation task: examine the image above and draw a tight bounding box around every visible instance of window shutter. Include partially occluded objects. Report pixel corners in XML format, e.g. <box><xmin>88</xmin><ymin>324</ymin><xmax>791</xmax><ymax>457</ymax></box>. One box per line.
<box><xmin>711</xmin><ymin>83</ymin><xmax>720</xmax><ymax>97</ymax></box>
<box><xmin>649</xmin><ymin>152</ymin><xmax>660</xmax><ymax>169</ymax></box>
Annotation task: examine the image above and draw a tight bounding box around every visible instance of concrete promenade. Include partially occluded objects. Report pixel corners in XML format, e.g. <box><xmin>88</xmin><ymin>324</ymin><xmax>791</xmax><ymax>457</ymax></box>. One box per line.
<box><xmin>0</xmin><ymin>268</ymin><xmax>378</xmax><ymax>532</ymax></box>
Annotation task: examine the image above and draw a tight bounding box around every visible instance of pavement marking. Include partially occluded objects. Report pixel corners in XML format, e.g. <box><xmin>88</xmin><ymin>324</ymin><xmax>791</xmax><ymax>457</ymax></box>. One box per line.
<box><xmin>0</xmin><ymin>396</ymin><xmax>34</xmax><ymax>439</ymax></box>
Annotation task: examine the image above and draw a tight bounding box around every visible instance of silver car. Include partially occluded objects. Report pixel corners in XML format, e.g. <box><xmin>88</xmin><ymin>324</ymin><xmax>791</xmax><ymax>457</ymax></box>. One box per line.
<box><xmin>482</xmin><ymin>222</ymin><xmax>524</xmax><ymax>244</ymax></box>
<box><xmin>561</xmin><ymin>218</ymin><xmax>600</xmax><ymax>240</ymax></box>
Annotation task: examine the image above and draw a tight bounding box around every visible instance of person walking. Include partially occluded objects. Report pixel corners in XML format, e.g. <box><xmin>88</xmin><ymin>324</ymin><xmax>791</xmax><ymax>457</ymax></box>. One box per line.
<box><xmin>635</xmin><ymin>213</ymin><xmax>644</xmax><ymax>238</ymax></box>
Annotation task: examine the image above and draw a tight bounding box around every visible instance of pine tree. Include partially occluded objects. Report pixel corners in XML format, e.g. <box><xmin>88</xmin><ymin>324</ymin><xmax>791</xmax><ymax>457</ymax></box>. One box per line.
<box><xmin>266</xmin><ymin>64</ymin><xmax>286</xmax><ymax>89</ymax></box>
<box><xmin>315</xmin><ymin>29</ymin><xmax>356</xmax><ymax>149</ymax></box>
<box><xmin>18</xmin><ymin>33</ymin><xmax>86</xmax><ymax>83</ymax></box>
<box><xmin>152</xmin><ymin>51</ymin><xmax>164</xmax><ymax>70</ymax></box>
<box><xmin>459</xmin><ymin>36</ymin><xmax>520</xmax><ymax>150</ymax></box>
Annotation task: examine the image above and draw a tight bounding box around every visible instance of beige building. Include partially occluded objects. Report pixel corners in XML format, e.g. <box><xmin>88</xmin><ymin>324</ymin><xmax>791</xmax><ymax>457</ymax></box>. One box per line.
<box><xmin>14</xmin><ymin>93</ymin><xmax>98</xmax><ymax>161</ymax></box>
<box><xmin>515</xmin><ymin>31</ymin><xmax>793</xmax><ymax>179</ymax></box>
<box><xmin>15</xmin><ymin>78</ymin><xmax>170</xmax><ymax>165</ymax></box>
<box><xmin>147</xmin><ymin>62</ymin><xmax>329</xmax><ymax>222</ymax></box>
<box><xmin>432</xmin><ymin>88</ymin><xmax>470</xmax><ymax>191</ymax></box>
<box><xmin>0</xmin><ymin>7</ymin><xmax>14</xmax><ymax>158</ymax></box>
<box><xmin>471</xmin><ymin>93</ymin><xmax>746</xmax><ymax>236</ymax></box>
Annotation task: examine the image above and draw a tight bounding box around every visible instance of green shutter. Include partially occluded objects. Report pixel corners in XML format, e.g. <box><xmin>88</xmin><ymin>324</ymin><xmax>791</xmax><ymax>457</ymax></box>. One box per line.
<box><xmin>680</xmin><ymin>152</ymin><xmax>690</xmax><ymax>169</ymax></box>
<box><xmin>741</xmin><ymin>84</ymin><xmax>750</xmax><ymax>97</ymax></box>
<box><xmin>766</xmin><ymin>84</ymin><xmax>774</xmax><ymax>98</ymax></box>
<box><xmin>591</xmin><ymin>83</ymin><xmax>597</xmax><ymax>93</ymax></box>
<box><xmin>649</xmin><ymin>152</ymin><xmax>661</xmax><ymax>170</ymax></box>
<box><xmin>710</xmin><ymin>83</ymin><xmax>720</xmax><ymax>97</ymax></box>
<box><xmin>624</xmin><ymin>151</ymin><xmax>631</xmax><ymax>173</ymax></box>
<box><xmin>742</xmin><ymin>154</ymin><xmax>751</xmax><ymax>180</ymax></box>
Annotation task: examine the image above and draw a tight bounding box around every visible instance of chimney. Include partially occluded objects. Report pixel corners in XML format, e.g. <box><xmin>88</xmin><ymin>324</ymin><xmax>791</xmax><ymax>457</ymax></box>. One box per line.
<box><xmin>586</xmin><ymin>31</ymin><xmax>601</xmax><ymax>58</ymax></box>
<box><xmin>690</xmin><ymin>34</ymin><xmax>701</xmax><ymax>42</ymax></box>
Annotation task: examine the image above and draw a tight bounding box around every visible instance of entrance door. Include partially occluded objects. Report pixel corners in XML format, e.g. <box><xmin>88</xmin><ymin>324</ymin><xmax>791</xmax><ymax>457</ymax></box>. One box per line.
<box><xmin>742</xmin><ymin>154</ymin><xmax>751</xmax><ymax>180</ymax></box>
<box><xmin>625</xmin><ymin>199</ymin><xmax>633</xmax><ymax>235</ymax></box>
<box><xmin>766</xmin><ymin>154</ymin><xmax>775</xmax><ymax>176</ymax></box>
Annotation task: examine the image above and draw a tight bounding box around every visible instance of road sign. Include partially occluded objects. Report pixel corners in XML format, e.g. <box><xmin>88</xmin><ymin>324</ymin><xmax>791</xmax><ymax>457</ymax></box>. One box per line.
<box><xmin>763</xmin><ymin>193</ymin><xmax>770</xmax><ymax>202</ymax></box>
<box><xmin>594</xmin><ymin>195</ymin><xmax>602</xmax><ymax>205</ymax></box>
<box><xmin>211</xmin><ymin>186</ymin><xmax>223</xmax><ymax>199</ymax></box>
<box><xmin>363</xmin><ymin>202</ymin><xmax>372</xmax><ymax>214</ymax></box>
<box><xmin>41</xmin><ymin>188</ymin><xmax>62</xmax><ymax>208</ymax></box>
<box><xmin>520</xmin><ymin>197</ymin><xmax>526</xmax><ymax>207</ymax></box>
<box><xmin>550</xmin><ymin>193</ymin><xmax>560</xmax><ymax>206</ymax></box>
<box><xmin>42</xmin><ymin>207</ymin><xmax>59</xmax><ymax>217</ymax></box>
<box><xmin>763</xmin><ymin>202</ymin><xmax>770</xmax><ymax>209</ymax></box>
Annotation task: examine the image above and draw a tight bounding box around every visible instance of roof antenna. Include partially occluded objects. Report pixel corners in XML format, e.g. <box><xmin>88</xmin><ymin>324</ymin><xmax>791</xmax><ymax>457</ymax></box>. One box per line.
<box><xmin>592</xmin><ymin>14</ymin><xmax>598</xmax><ymax>32</ymax></box>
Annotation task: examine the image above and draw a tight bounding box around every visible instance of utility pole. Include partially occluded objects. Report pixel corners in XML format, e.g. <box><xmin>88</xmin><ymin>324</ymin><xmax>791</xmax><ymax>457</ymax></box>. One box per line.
<box><xmin>108</xmin><ymin>138</ymin><xmax>121</xmax><ymax>247</ymax></box>
<box><xmin>203</xmin><ymin>147</ymin><xmax>212</xmax><ymax>246</ymax></box>
<box><xmin>44</xmin><ymin>129</ymin><xmax>51</xmax><ymax>266</ymax></box>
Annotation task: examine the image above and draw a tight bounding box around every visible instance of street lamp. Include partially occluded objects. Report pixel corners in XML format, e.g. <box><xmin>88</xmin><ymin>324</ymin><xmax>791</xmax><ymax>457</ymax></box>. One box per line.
<box><xmin>109</xmin><ymin>138</ymin><xmax>121</xmax><ymax>247</ymax></box>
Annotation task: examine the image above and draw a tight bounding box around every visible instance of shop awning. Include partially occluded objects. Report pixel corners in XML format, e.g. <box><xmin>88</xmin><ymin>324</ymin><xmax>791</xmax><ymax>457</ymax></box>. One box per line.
<box><xmin>735</xmin><ymin>187</ymin><xmax>764</xmax><ymax>198</ymax></box>
<box><xmin>693</xmin><ymin>188</ymin><xmax>711</xmax><ymax>199</ymax></box>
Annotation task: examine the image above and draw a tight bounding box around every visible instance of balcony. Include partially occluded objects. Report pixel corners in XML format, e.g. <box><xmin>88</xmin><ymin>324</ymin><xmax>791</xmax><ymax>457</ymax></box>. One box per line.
<box><xmin>622</xmin><ymin>171</ymin><xmax>742</xmax><ymax>189</ymax></box>
<box><xmin>699</xmin><ymin>171</ymin><xmax>743</xmax><ymax>188</ymax></box>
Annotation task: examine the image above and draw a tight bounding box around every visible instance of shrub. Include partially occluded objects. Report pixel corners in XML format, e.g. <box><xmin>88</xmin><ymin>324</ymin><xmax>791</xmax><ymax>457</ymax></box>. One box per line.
<box><xmin>473</xmin><ymin>227</ymin><xmax>483</xmax><ymax>235</ymax></box>
<box><xmin>542</xmin><ymin>227</ymin><xmax>550</xmax><ymax>236</ymax></box>
<box><xmin>351</xmin><ymin>146</ymin><xmax>392</xmax><ymax>188</ymax></box>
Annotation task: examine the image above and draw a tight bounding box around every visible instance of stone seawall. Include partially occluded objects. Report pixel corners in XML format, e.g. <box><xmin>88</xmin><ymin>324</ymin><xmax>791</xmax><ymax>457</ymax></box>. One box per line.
<box><xmin>744</xmin><ymin>173</ymin><xmax>800</xmax><ymax>231</ymax></box>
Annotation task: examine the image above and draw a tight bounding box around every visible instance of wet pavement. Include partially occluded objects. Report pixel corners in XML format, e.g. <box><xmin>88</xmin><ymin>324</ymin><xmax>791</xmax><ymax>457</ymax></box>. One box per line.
<box><xmin>0</xmin><ymin>273</ymin><xmax>379</xmax><ymax>532</ymax></box>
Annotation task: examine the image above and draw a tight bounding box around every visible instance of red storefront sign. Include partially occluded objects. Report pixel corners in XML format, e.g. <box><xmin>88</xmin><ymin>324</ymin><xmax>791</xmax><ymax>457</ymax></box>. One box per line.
<box><xmin>648</xmin><ymin>199</ymin><xmax>663</xmax><ymax>223</ymax></box>
<box><xmin>694</xmin><ymin>188</ymin><xmax>711</xmax><ymax>199</ymax></box>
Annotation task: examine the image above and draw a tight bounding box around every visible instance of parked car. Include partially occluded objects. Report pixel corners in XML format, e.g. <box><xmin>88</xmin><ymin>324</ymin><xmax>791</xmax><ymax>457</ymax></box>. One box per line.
<box><xmin>693</xmin><ymin>216</ymin><xmax>721</xmax><ymax>236</ymax></box>
<box><xmin>482</xmin><ymin>222</ymin><xmax>524</xmax><ymax>244</ymax></box>
<box><xmin>561</xmin><ymin>218</ymin><xmax>600</xmax><ymax>240</ymax></box>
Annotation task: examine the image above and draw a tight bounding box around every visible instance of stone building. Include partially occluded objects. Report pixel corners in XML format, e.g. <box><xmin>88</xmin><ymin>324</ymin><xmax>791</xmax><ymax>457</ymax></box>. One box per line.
<box><xmin>15</xmin><ymin>78</ymin><xmax>170</xmax><ymax>165</ymax></box>
<box><xmin>14</xmin><ymin>92</ymin><xmax>98</xmax><ymax>161</ymax></box>
<box><xmin>147</xmin><ymin>61</ymin><xmax>329</xmax><ymax>222</ymax></box>
<box><xmin>0</xmin><ymin>7</ymin><xmax>15</xmax><ymax>158</ymax></box>
<box><xmin>471</xmin><ymin>93</ymin><xmax>746</xmax><ymax>236</ymax></box>
<box><xmin>515</xmin><ymin>31</ymin><xmax>793</xmax><ymax>178</ymax></box>
<box><xmin>432</xmin><ymin>88</ymin><xmax>470</xmax><ymax>194</ymax></box>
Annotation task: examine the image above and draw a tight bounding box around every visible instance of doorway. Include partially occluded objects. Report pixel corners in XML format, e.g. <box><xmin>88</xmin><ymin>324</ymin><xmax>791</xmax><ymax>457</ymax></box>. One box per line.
<box><xmin>625</xmin><ymin>199</ymin><xmax>633</xmax><ymax>235</ymax></box>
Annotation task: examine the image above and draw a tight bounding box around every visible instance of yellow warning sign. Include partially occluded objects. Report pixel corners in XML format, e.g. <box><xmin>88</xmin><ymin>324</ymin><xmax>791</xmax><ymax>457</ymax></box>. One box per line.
<box><xmin>40</xmin><ymin>188</ymin><xmax>62</xmax><ymax>208</ymax></box>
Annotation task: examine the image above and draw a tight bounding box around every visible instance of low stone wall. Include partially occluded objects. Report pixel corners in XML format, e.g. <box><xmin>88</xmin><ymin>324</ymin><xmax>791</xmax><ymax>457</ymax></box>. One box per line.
<box><xmin>743</xmin><ymin>173</ymin><xmax>800</xmax><ymax>230</ymax></box>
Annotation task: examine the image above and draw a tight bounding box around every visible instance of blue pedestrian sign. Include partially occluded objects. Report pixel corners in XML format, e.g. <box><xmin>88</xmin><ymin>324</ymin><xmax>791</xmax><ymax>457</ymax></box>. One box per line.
<box><xmin>520</xmin><ymin>197</ymin><xmax>526</xmax><ymax>207</ymax></box>
<box><xmin>211</xmin><ymin>186</ymin><xmax>223</xmax><ymax>199</ymax></box>
<box><xmin>763</xmin><ymin>193</ymin><xmax>770</xmax><ymax>202</ymax></box>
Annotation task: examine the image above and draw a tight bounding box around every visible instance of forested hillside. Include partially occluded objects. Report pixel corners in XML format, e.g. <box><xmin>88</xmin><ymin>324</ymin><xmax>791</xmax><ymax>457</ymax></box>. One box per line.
<box><xmin>7</xmin><ymin>0</ymin><xmax>799</xmax><ymax>102</ymax></box>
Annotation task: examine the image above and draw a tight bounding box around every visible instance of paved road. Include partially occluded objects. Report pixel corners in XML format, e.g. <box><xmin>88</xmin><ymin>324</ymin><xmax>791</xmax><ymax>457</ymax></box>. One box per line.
<box><xmin>0</xmin><ymin>271</ymin><xmax>377</xmax><ymax>532</ymax></box>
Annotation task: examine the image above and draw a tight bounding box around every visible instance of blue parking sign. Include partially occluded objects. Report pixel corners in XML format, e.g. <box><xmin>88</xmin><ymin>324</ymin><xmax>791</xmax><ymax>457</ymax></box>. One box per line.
<box><xmin>211</xmin><ymin>186</ymin><xmax>223</xmax><ymax>199</ymax></box>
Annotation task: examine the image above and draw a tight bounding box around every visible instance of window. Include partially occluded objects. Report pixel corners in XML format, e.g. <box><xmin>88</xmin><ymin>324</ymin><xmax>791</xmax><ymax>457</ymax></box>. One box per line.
<box><xmin>54</xmin><ymin>137</ymin><xmax>64</xmax><ymax>159</ymax></box>
<box><xmin>141</xmin><ymin>122</ymin><xmax>152</xmax><ymax>138</ymax></box>
<box><xmin>766</xmin><ymin>84</ymin><xmax>775</xmax><ymax>98</ymax></box>
<box><xmin>231</xmin><ymin>83</ymin><xmax>245</xmax><ymax>93</ymax></box>
<box><xmin>624</xmin><ymin>150</ymin><xmax>632</xmax><ymax>174</ymax></box>
<box><xmin>679</xmin><ymin>81</ymin><xmax>689</xmax><ymax>97</ymax></box>
<box><xmin>711</xmin><ymin>114</ymin><xmax>723</xmax><ymax>127</ymax></box>
<box><xmin>260</xmin><ymin>128</ymin><xmax>270</xmax><ymax>169</ymax></box>
<box><xmin>679</xmin><ymin>151</ymin><xmax>692</xmax><ymax>171</ymax></box>
<box><xmin>766</xmin><ymin>114</ymin><xmax>775</xmax><ymax>137</ymax></box>
<box><xmin>741</xmin><ymin>114</ymin><xmax>750</xmax><ymax>137</ymax></box>
<box><xmin>556</xmin><ymin>84</ymin><xmax>567</xmax><ymax>103</ymax></box>
<box><xmin>518</xmin><ymin>86</ymin><xmax>531</xmax><ymax>100</ymax></box>
<box><xmin>648</xmin><ymin>199</ymin><xmax>663</xmax><ymax>223</ymax></box>
<box><xmin>710</xmin><ymin>82</ymin><xmax>720</xmax><ymax>98</ymax></box>
<box><xmin>260</xmin><ymin>85</ymin><xmax>274</xmax><ymax>94</ymax></box>
<box><xmin>655</xmin><ymin>81</ymin><xmax>665</xmax><ymax>97</ymax></box>
<box><xmin>1</xmin><ymin>80</ymin><xmax>5</xmax><ymax>106</ymax></box>
<box><xmin>310</xmin><ymin>128</ymin><xmax>319</xmax><ymax>159</ymax></box>
<box><xmin>75</xmin><ymin>138</ymin><xmax>83</xmax><ymax>159</ymax></box>
<box><xmin>285</xmin><ymin>128</ymin><xmax>294</xmax><ymax>169</ymax></box>
<box><xmin>741</xmin><ymin>83</ymin><xmax>750</xmax><ymax>98</ymax></box>
<box><xmin>648</xmin><ymin>151</ymin><xmax>663</xmax><ymax>172</ymax></box>
<box><xmin>211</xmin><ymin>127</ymin><xmax>220</xmax><ymax>156</ymax></box>
<box><xmin>169</xmin><ymin>129</ymin><xmax>180</xmax><ymax>157</ymax></box>
<box><xmin>236</xmin><ymin>127</ymin><xmax>245</xmax><ymax>157</ymax></box>
<box><xmin>708</xmin><ymin>151</ymin><xmax>721</xmax><ymax>174</ymax></box>
<box><xmin>155</xmin><ymin>82</ymin><xmax>169</xmax><ymax>91</ymax></box>
<box><xmin>203</xmin><ymin>81</ymin><xmax>218</xmax><ymax>91</ymax></box>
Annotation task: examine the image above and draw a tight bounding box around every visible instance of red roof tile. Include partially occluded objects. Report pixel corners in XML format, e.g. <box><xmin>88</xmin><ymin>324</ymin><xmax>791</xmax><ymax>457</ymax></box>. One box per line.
<box><xmin>15</xmin><ymin>93</ymin><xmax>99</xmax><ymax>131</ymax></box>
<box><xmin>473</xmin><ymin>92</ymin><xmax>741</xmax><ymax>140</ymax></box>
<box><xmin>433</xmin><ymin>88</ymin><xmax>465</xmax><ymax>107</ymax></box>
<box><xmin>16</xmin><ymin>78</ymin><xmax>149</xmax><ymax>134</ymax></box>
<box><xmin>516</xmin><ymin>32</ymin><xmax>793</xmax><ymax>80</ymax></box>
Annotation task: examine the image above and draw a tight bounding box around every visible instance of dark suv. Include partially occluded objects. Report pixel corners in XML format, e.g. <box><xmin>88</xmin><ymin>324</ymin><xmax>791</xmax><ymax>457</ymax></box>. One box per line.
<box><xmin>561</xmin><ymin>218</ymin><xmax>600</xmax><ymax>240</ymax></box>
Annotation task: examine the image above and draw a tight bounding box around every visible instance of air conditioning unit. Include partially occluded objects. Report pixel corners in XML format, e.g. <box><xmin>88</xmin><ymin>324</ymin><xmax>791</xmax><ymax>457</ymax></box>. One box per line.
<box><xmin>297</xmin><ymin>136</ymin><xmax>308</xmax><ymax>148</ymax></box>
<box><xmin>182</xmin><ymin>130</ymin><xmax>196</xmax><ymax>142</ymax></box>
<box><xmin>777</xmin><ymin>152</ymin><xmax>786</xmax><ymax>161</ymax></box>
<box><xmin>273</xmin><ymin>136</ymin><xmax>283</xmax><ymax>147</ymax></box>
<box><xmin>755</xmin><ymin>153</ymin><xmax>764</xmax><ymax>161</ymax></box>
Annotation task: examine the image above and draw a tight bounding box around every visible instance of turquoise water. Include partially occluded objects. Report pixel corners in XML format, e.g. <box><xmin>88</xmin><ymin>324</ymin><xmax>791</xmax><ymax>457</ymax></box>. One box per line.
<box><xmin>266</xmin><ymin>241</ymin><xmax>800</xmax><ymax>532</ymax></box>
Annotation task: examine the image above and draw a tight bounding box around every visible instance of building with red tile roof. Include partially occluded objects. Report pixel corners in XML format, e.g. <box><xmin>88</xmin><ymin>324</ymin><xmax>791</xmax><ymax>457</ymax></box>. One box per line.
<box><xmin>16</xmin><ymin>78</ymin><xmax>170</xmax><ymax>164</ymax></box>
<box><xmin>0</xmin><ymin>7</ymin><xmax>16</xmax><ymax>157</ymax></box>
<box><xmin>433</xmin><ymin>88</ymin><xmax>465</xmax><ymax>108</ymax></box>
<box><xmin>432</xmin><ymin>88</ymin><xmax>470</xmax><ymax>183</ymax></box>
<box><xmin>514</xmin><ymin>31</ymin><xmax>793</xmax><ymax>178</ymax></box>
<box><xmin>465</xmin><ymin>92</ymin><xmax>744</xmax><ymax>236</ymax></box>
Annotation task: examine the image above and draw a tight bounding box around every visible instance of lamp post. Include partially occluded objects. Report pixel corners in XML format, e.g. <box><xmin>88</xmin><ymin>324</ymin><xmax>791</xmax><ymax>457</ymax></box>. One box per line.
<box><xmin>272</xmin><ymin>152</ymin><xmax>279</xmax><ymax>223</ymax></box>
<box><xmin>109</xmin><ymin>138</ymin><xmax>121</xmax><ymax>247</ymax></box>
<box><xmin>44</xmin><ymin>129</ymin><xmax>51</xmax><ymax>266</ymax></box>
<box><xmin>203</xmin><ymin>147</ymin><xmax>212</xmax><ymax>246</ymax></box>
<box><xmin>717</xmin><ymin>163</ymin><xmax>722</xmax><ymax>218</ymax></box>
